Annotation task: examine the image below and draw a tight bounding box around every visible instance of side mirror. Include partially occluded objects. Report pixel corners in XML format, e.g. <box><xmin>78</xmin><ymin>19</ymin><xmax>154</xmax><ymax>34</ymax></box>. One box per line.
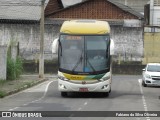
<box><xmin>110</xmin><ymin>39</ymin><xmax>114</xmax><ymax>55</ymax></box>
<box><xmin>52</xmin><ymin>38</ymin><xmax>59</xmax><ymax>54</ymax></box>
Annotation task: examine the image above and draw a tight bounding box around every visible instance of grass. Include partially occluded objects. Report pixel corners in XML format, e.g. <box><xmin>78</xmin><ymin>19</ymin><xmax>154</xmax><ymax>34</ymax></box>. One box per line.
<box><xmin>0</xmin><ymin>81</ymin><xmax>7</xmax><ymax>98</ymax></box>
<box><xmin>7</xmin><ymin>57</ymin><xmax>23</xmax><ymax>80</ymax></box>
<box><xmin>0</xmin><ymin>91</ymin><xmax>6</xmax><ymax>98</ymax></box>
<box><xmin>0</xmin><ymin>80</ymin><xmax>7</xmax><ymax>86</ymax></box>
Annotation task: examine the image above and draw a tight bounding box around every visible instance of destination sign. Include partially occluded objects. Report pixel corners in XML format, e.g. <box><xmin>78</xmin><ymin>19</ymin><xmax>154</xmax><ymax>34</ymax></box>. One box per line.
<box><xmin>65</xmin><ymin>36</ymin><xmax>83</xmax><ymax>40</ymax></box>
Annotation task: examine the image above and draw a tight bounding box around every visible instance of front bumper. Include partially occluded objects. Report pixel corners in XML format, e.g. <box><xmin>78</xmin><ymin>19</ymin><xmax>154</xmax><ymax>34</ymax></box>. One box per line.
<box><xmin>143</xmin><ymin>78</ymin><xmax>160</xmax><ymax>86</ymax></box>
<box><xmin>58</xmin><ymin>79</ymin><xmax>111</xmax><ymax>92</ymax></box>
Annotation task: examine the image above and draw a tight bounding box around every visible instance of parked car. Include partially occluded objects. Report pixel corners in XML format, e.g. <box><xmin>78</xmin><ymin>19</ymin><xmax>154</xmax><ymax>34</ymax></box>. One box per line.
<box><xmin>142</xmin><ymin>63</ymin><xmax>160</xmax><ymax>87</ymax></box>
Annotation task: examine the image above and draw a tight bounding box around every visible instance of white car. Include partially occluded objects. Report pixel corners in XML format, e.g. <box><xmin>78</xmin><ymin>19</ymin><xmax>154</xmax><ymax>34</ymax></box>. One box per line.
<box><xmin>142</xmin><ymin>63</ymin><xmax>160</xmax><ymax>87</ymax></box>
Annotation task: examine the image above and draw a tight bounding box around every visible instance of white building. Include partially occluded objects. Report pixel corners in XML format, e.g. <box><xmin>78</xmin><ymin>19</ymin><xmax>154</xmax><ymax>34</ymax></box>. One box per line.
<box><xmin>150</xmin><ymin>0</ymin><xmax>160</xmax><ymax>26</ymax></box>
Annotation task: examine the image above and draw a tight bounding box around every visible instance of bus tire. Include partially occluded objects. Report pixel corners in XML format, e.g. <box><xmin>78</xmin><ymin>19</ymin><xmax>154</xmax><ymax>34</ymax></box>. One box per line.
<box><xmin>106</xmin><ymin>92</ymin><xmax>109</xmax><ymax>97</ymax></box>
<box><xmin>109</xmin><ymin>87</ymin><xmax>111</xmax><ymax>93</ymax></box>
<box><xmin>61</xmin><ymin>92</ymin><xmax>67</xmax><ymax>97</ymax></box>
<box><xmin>102</xmin><ymin>92</ymin><xmax>109</xmax><ymax>97</ymax></box>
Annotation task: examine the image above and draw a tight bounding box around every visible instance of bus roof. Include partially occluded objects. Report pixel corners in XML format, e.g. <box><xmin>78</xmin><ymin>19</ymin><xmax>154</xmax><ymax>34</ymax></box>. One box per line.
<box><xmin>60</xmin><ymin>20</ymin><xmax>110</xmax><ymax>34</ymax></box>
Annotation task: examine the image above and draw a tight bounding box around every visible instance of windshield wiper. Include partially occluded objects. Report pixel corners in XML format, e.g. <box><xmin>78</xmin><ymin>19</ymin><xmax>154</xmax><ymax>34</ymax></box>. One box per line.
<box><xmin>86</xmin><ymin>57</ymin><xmax>96</xmax><ymax>73</ymax></box>
<box><xmin>72</xmin><ymin>50</ymin><xmax>83</xmax><ymax>72</ymax></box>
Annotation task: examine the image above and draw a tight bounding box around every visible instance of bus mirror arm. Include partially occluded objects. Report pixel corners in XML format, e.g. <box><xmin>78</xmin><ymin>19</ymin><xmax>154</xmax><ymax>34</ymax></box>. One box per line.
<box><xmin>59</xmin><ymin>41</ymin><xmax>62</xmax><ymax>56</ymax></box>
<box><xmin>106</xmin><ymin>41</ymin><xmax>110</xmax><ymax>58</ymax></box>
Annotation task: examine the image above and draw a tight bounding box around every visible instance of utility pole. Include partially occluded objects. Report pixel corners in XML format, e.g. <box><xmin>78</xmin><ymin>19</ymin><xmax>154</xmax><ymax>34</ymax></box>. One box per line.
<box><xmin>39</xmin><ymin>0</ymin><xmax>45</xmax><ymax>78</ymax></box>
<box><xmin>125</xmin><ymin>0</ymin><xmax>127</xmax><ymax>5</ymax></box>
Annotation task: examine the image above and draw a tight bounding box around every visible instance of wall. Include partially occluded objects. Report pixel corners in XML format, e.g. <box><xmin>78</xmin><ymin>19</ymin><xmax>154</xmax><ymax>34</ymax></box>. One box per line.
<box><xmin>112</xmin><ymin>0</ymin><xmax>149</xmax><ymax>13</ymax></box>
<box><xmin>0</xmin><ymin>46</ymin><xmax>7</xmax><ymax>80</ymax></box>
<box><xmin>0</xmin><ymin>22</ymin><xmax>143</xmax><ymax>61</ymax></box>
<box><xmin>113</xmin><ymin>64</ymin><xmax>145</xmax><ymax>75</ymax></box>
<box><xmin>23</xmin><ymin>62</ymin><xmax>145</xmax><ymax>75</ymax></box>
<box><xmin>0</xmin><ymin>23</ymin><xmax>60</xmax><ymax>60</ymax></box>
<box><xmin>143</xmin><ymin>26</ymin><xmax>160</xmax><ymax>64</ymax></box>
<box><xmin>111</xmin><ymin>26</ymin><xmax>143</xmax><ymax>61</ymax></box>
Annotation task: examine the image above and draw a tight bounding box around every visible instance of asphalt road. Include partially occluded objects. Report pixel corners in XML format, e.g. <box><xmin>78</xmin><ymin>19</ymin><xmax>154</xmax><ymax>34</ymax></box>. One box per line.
<box><xmin>0</xmin><ymin>75</ymin><xmax>160</xmax><ymax>120</ymax></box>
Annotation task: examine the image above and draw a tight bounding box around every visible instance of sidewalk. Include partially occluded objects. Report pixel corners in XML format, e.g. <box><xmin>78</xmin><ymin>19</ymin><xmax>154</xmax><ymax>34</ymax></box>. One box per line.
<box><xmin>0</xmin><ymin>74</ymin><xmax>57</xmax><ymax>98</ymax></box>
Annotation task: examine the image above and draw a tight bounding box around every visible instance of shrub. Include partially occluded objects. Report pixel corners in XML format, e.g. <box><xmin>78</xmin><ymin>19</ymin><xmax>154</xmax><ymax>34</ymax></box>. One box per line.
<box><xmin>7</xmin><ymin>57</ymin><xmax>23</xmax><ymax>80</ymax></box>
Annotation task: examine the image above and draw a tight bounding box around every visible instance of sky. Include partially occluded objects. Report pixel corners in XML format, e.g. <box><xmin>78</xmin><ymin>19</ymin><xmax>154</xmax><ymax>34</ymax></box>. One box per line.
<box><xmin>61</xmin><ymin>0</ymin><xmax>83</xmax><ymax>7</ymax></box>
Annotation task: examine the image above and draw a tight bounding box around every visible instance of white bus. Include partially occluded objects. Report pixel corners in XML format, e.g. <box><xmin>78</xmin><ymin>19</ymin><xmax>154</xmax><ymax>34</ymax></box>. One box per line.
<box><xmin>52</xmin><ymin>20</ymin><xmax>114</xmax><ymax>97</ymax></box>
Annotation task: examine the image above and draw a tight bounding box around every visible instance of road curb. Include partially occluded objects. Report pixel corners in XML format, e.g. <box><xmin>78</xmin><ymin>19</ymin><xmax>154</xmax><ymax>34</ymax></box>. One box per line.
<box><xmin>5</xmin><ymin>78</ymin><xmax>48</xmax><ymax>98</ymax></box>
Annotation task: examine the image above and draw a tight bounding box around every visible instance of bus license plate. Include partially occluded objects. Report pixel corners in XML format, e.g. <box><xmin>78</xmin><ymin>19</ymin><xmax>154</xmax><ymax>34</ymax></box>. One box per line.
<box><xmin>79</xmin><ymin>88</ymin><xmax>88</xmax><ymax>92</ymax></box>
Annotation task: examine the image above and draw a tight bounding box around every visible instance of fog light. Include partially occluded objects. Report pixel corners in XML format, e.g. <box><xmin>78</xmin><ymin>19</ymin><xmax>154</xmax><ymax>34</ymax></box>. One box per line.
<box><xmin>60</xmin><ymin>84</ymin><xmax>66</xmax><ymax>89</ymax></box>
<box><xmin>146</xmin><ymin>80</ymin><xmax>151</xmax><ymax>83</ymax></box>
<box><xmin>102</xmin><ymin>85</ymin><xmax>108</xmax><ymax>89</ymax></box>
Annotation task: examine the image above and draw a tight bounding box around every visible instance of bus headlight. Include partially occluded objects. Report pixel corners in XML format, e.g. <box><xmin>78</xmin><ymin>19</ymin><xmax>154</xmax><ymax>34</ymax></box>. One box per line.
<box><xmin>99</xmin><ymin>75</ymin><xmax>110</xmax><ymax>81</ymax></box>
<box><xmin>58</xmin><ymin>76</ymin><xmax>69</xmax><ymax>81</ymax></box>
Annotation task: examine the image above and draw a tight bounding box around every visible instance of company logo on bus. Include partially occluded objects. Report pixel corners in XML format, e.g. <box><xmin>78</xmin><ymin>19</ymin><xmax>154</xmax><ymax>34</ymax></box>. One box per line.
<box><xmin>70</xmin><ymin>76</ymin><xmax>82</xmax><ymax>80</ymax></box>
<box><xmin>82</xmin><ymin>81</ymin><xmax>86</xmax><ymax>84</ymax></box>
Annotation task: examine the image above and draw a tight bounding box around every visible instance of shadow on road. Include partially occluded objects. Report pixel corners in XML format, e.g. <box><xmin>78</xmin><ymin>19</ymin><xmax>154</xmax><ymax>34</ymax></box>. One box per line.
<box><xmin>66</xmin><ymin>92</ymin><xmax>109</xmax><ymax>98</ymax></box>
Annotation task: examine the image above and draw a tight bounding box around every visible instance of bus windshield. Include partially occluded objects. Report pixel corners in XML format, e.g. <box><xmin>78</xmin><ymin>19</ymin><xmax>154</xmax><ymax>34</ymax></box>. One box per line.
<box><xmin>59</xmin><ymin>35</ymin><xmax>110</xmax><ymax>74</ymax></box>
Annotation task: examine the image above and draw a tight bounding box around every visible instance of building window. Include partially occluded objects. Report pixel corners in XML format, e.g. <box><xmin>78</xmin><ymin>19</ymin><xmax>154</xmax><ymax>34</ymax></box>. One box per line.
<box><xmin>154</xmin><ymin>0</ymin><xmax>160</xmax><ymax>6</ymax></box>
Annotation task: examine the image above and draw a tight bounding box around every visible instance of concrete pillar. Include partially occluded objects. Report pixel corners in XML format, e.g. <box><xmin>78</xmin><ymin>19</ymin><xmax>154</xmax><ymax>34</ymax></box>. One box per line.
<box><xmin>0</xmin><ymin>45</ymin><xmax>7</xmax><ymax>80</ymax></box>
